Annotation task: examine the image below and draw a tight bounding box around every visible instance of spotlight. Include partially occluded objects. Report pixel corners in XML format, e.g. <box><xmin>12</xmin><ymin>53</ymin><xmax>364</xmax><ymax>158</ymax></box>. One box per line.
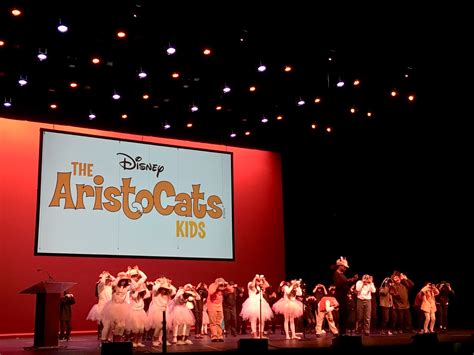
<box><xmin>3</xmin><ymin>98</ymin><xmax>12</xmax><ymax>107</ymax></box>
<box><xmin>336</xmin><ymin>80</ymin><xmax>345</xmax><ymax>87</ymax></box>
<box><xmin>138</xmin><ymin>69</ymin><xmax>147</xmax><ymax>79</ymax></box>
<box><xmin>37</xmin><ymin>49</ymin><xmax>47</xmax><ymax>61</ymax></box>
<box><xmin>163</xmin><ymin>122</ymin><xmax>171</xmax><ymax>129</ymax></box>
<box><xmin>18</xmin><ymin>76</ymin><xmax>27</xmax><ymax>86</ymax></box>
<box><xmin>166</xmin><ymin>45</ymin><xmax>176</xmax><ymax>55</ymax></box>
<box><xmin>261</xmin><ymin>116</ymin><xmax>268</xmax><ymax>123</ymax></box>
<box><xmin>88</xmin><ymin>111</ymin><xmax>96</xmax><ymax>120</ymax></box>
<box><xmin>223</xmin><ymin>85</ymin><xmax>231</xmax><ymax>93</ymax></box>
<box><xmin>190</xmin><ymin>104</ymin><xmax>198</xmax><ymax>112</ymax></box>
<box><xmin>57</xmin><ymin>20</ymin><xmax>68</xmax><ymax>33</ymax></box>
<box><xmin>230</xmin><ymin>131</ymin><xmax>236</xmax><ymax>138</ymax></box>
<box><xmin>112</xmin><ymin>91</ymin><xmax>121</xmax><ymax>100</ymax></box>
<box><xmin>257</xmin><ymin>64</ymin><xmax>266</xmax><ymax>72</ymax></box>
<box><xmin>297</xmin><ymin>99</ymin><xmax>305</xmax><ymax>106</ymax></box>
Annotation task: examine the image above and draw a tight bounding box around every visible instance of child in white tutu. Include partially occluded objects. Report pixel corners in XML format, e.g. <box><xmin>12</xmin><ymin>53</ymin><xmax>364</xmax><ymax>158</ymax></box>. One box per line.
<box><xmin>272</xmin><ymin>279</ymin><xmax>304</xmax><ymax>339</ymax></box>
<box><xmin>240</xmin><ymin>274</ymin><xmax>274</xmax><ymax>338</ymax></box>
<box><xmin>86</xmin><ymin>271</ymin><xmax>115</xmax><ymax>339</ymax></box>
<box><xmin>147</xmin><ymin>277</ymin><xmax>176</xmax><ymax>347</ymax></box>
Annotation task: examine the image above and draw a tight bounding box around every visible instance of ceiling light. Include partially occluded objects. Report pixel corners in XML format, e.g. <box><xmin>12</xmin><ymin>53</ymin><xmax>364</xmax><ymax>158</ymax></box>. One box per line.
<box><xmin>88</xmin><ymin>111</ymin><xmax>96</xmax><ymax>120</ymax></box>
<box><xmin>57</xmin><ymin>20</ymin><xmax>68</xmax><ymax>33</ymax></box>
<box><xmin>257</xmin><ymin>64</ymin><xmax>266</xmax><ymax>72</ymax></box>
<box><xmin>245</xmin><ymin>131</ymin><xmax>251</xmax><ymax>136</ymax></box>
<box><xmin>190</xmin><ymin>104</ymin><xmax>198</xmax><ymax>112</ymax></box>
<box><xmin>223</xmin><ymin>85</ymin><xmax>231</xmax><ymax>93</ymax></box>
<box><xmin>186</xmin><ymin>123</ymin><xmax>193</xmax><ymax>128</ymax></box>
<box><xmin>216</xmin><ymin>105</ymin><xmax>222</xmax><ymax>111</ymax></box>
<box><xmin>3</xmin><ymin>98</ymin><xmax>12</xmax><ymax>107</ymax></box>
<box><xmin>203</xmin><ymin>48</ymin><xmax>211</xmax><ymax>55</ymax></box>
<box><xmin>276</xmin><ymin>115</ymin><xmax>283</xmax><ymax>121</ymax></box>
<box><xmin>0</xmin><ymin>40</ymin><xmax>5</xmax><ymax>47</ymax></box>
<box><xmin>314</xmin><ymin>97</ymin><xmax>321</xmax><ymax>103</ymax></box>
<box><xmin>353</xmin><ymin>79</ymin><xmax>360</xmax><ymax>86</ymax></box>
<box><xmin>112</xmin><ymin>91</ymin><xmax>121</xmax><ymax>100</ymax></box>
<box><xmin>261</xmin><ymin>116</ymin><xmax>268</xmax><ymax>123</ymax></box>
<box><xmin>171</xmin><ymin>72</ymin><xmax>180</xmax><ymax>79</ymax></box>
<box><xmin>408</xmin><ymin>94</ymin><xmax>415</xmax><ymax>102</ymax></box>
<box><xmin>163</xmin><ymin>122</ymin><xmax>171</xmax><ymax>130</ymax></box>
<box><xmin>18</xmin><ymin>76</ymin><xmax>27</xmax><ymax>86</ymax></box>
<box><xmin>69</xmin><ymin>82</ymin><xmax>78</xmax><ymax>88</ymax></box>
<box><xmin>11</xmin><ymin>9</ymin><xmax>22</xmax><ymax>16</ymax></box>
<box><xmin>326</xmin><ymin>127</ymin><xmax>332</xmax><ymax>133</ymax></box>
<box><xmin>116</xmin><ymin>31</ymin><xmax>126</xmax><ymax>38</ymax></box>
<box><xmin>249</xmin><ymin>86</ymin><xmax>256</xmax><ymax>92</ymax></box>
<box><xmin>138</xmin><ymin>69</ymin><xmax>147</xmax><ymax>79</ymax></box>
<box><xmin>284</xmin><ymin>65</ymin><xmax>292</xmax><ymax>72</ymax></box>
<box><xmin>297</xmin><ymin>99</ymin><xmax>305</xmax><ymax>106</ymax></box>
<box><xmin>142</xmin><ymin>94</ymin><xmax>149</xmax><ymax>100</ymax></box>
<box><xmin>336</xmin><ymin>80</ymin><xmax>345</xmax><ymax>87</ymax></box>
<box><xmin>230</xmin><ymin>131</ymin><xmax>236</xmax><ymax>138</ymax></box>
<box><xmin>50</xmin><ymin>103</ymin><xmax>58</xmax><ymax>109</ymax></box>
<box><xmin>91</xmin><ymin>57</ymin><xmax>101</xmax><ymax>64</ymax></box>
<box><xmin>37</xmin><ymin>49</ymin><xmax>47</xmax><ymax>61</ymax></box>
<box><xmin>166</xmin><ymin>45</ymin><xmax>176</xmax><ymax>55</ymax></box>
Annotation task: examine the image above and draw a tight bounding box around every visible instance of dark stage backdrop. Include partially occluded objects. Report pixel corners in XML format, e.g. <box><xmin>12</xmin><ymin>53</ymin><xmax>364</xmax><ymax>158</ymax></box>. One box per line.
<box><xmin>281</xmin><ymin>113</ymin><xmax>472</xmax><ymax>329</ymax></box>
<box><xmin>0</xmin><ymin>117</ymin><xmax>285</xmax><ymax>335</ymax></box>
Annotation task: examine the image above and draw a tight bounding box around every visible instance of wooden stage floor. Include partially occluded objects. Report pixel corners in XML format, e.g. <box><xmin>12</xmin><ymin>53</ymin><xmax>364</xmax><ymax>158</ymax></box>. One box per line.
<box><xmin>1</xmin><ymin>330</ymin><xmax>473</xmax><ymax>354</ymax></box>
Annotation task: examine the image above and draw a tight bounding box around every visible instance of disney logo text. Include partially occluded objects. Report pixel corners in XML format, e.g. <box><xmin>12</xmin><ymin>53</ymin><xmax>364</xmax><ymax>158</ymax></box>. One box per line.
<box><xmin>117</xmin><ymin>153</ymin><xmax>165</xmax><ymax>178</ymax></box>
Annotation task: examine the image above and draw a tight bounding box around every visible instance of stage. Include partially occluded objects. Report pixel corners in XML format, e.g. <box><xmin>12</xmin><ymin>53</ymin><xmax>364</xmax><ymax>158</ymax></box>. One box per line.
<box><xmin>1</xmin><ymin>330</ymin><xmax>473</xmax><ymax>354</ymax></box>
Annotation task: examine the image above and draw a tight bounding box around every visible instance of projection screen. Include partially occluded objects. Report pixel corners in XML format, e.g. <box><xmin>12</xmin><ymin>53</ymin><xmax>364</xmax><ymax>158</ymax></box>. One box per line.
<box><xmin>35</xmin><ymin>130</ymin><xmax>234</xmax><ymax>259</ymax></box>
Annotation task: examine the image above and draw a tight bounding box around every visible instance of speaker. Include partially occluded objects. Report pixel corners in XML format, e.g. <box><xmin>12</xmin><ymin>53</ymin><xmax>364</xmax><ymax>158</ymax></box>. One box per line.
<box><xmin>412</xmin><ymin>332</ymin><xmax>439</xmax><ymax>346</ymax></box>
<box><xmin>238</xmin><ymin>338</ymin><xmax>268</xmax><ymax>351</ymax></box>
<box><xmin>101</xmin><ymin>341</ymin><xmax>133</xmax><ymax>355</ymax></box>
<box><xmin>332</xmin><ymin>335</ymin><xmax>362</xmax><ymax>348</ymax></box>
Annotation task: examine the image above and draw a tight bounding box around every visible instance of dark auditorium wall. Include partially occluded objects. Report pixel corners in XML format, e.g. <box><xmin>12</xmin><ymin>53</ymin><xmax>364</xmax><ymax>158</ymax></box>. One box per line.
<box><xmin>0</xmin><ymin>117</ymin><xmax>285</xmax><ymax>334</ymax></box>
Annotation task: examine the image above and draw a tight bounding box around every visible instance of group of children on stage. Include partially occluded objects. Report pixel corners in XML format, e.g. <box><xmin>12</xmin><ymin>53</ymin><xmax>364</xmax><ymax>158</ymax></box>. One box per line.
<box><xmin>85</xmin><ymin>258</ymin><xmax>454</xmax><ymax>347</ymax></box>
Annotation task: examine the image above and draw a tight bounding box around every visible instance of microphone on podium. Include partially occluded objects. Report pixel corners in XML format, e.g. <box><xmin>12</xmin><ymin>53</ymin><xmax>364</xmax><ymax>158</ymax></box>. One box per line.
<box><xmin>37</xmin><ymin>268</ymin><xmax>54</xmax><ymax>281</ymax></box>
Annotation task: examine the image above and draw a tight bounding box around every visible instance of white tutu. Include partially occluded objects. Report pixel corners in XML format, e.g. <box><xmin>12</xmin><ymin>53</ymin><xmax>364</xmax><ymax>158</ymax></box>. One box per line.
<box><xmin>240</xmin><ymin>295</ymin><xmax>273</xmax><ymax>322</ymax></box>
<box><xmin>126</xmin><ymin>308</ymin><xmax>149</xmax><ymax>333</ymax></box>
<box><xmin>168</xmin><ymin>304</ymin><xmax>195</xmax><ymax>328</ymax></box>
<box><xmin>147</xmin><ymin>301</ymin><xmax>171</xmax><ymax>329</ymax></box>
<box><xmin>101</xmin><ymin>300</ymin><xmax>131</xmax><ymax>326</ymax></box>
<box><xmin>272</xmin><ymin>298</ymin><xmax>303</xmax><ymax>318</ymax></box>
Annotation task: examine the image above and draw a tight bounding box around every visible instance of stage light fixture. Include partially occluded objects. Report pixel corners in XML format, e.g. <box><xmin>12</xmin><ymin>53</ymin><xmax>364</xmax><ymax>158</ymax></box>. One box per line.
<box><xmin>163</xmin><ymin>122</ymin><xmax>171</xmax><ymax>129</ymax></box>
<box><xmin>203</xmin><ymin>48</ymin><xmax>211</xmax><ymax>55</ymax></box>
<box><xmin>88</xmin><ymin>111</ymin><xmax>96</xmax><ymax>120</ymax></box>
<box><xmin>297</xmin><ymin>98</ymin><xmax>305</xmax><ymax>106</ymax></box>
<box><xmin>223</xmin><ymin>85</ymin><xmax>231</xmax><ymax>93</ymax></box>
<box><xmin>11</xmin><ymin>8</ymin><xmax>22</xmax><ymax>16</ymax></box>
<box><xmin>284</xmin><ymin>65</ymin><xmax>292</xmax><ymax>72</ymax></box>
<box><xmin>57</xmin><ymin>19</ymin><xmax>68</xmax><ymax>33</ymax></box>
<box><xmin>37</xmin><ymin>49</ymin><xmax>47</xmax><ymax>61</ymax></box>
<box><xmin>3</xmin><ymin>98</ymin><xmax>12</xmax><ymax>107</ymax></box>
<box><xmin>257</xmin><ymin>64</ymin><xmax>266</xmax><ymax>72</ymax></box>
<box><xmin>336</xmin><ymin>79</ymin><xmax>345</xmax><ymax>87</ymax></box>
<box><xmin>261</xmin><ymin>116</ymin><xmax>268</xmax><ymax>123</ymax></box>
<box><xmin>230</xmin><ymin>131</ymin><xmax>236</xmax><ymax>138</ymax></box>
<box><xmin>190</xmin><ymin>104</ymin><xmax>199</xmax><ymax>112</ymax></box>
<box><xmin>112</xmin><ymin>91</ymin><xmax>121</xmax><ymax>100</ymax></box>
<box><xmin>138</xmin><ymin>68</ymin><xmax>147</xmax><ymax>79</ymax></box>
<box><xmin>18</xmin><ymin>76</ymin><xmax>28</xmax><ymax>86</ymax></box>
<box><xmin>166</xmin><ymin>44</ymin><xmax>176</xmax><ymax>55</ymax></box>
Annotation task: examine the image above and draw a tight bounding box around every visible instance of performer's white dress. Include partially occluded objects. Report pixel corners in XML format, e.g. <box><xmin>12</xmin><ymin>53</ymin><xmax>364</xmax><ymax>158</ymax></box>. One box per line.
<box><xmin>86</xmin><ymin>279</ymin><xmax>113</xmax><ymax>322</ymax></box>
<box><xmin>240</xmin><ymin>285</ymin><xmax>273</xmax><ymax>322</ymax></box>
<box><xmin>272</xmin><ymin>285</ymin><xmax>304</xmax><ymax>318</ymax></box>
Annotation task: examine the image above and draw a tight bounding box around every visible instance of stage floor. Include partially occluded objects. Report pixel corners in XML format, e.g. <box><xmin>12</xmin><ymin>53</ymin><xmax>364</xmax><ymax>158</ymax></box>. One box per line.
<box><xmin>0</xmin><ymin>330</ymin><xmax>473</xmax><ymax>354</ymax></box>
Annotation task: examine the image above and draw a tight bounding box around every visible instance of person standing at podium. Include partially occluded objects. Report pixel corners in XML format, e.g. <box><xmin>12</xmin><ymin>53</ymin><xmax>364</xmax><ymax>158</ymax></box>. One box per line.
<box><xmin>59</xmin><ymin>290</ymin><xmax>76</xmax><ymax>341</ymax></box>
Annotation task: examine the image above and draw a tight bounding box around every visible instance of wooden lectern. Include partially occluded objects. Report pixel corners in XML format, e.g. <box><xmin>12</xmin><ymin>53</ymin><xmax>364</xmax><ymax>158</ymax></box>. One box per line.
<box><xmin>20</xmin><ymin>280</ymin><xmax>76</xmax><ymax>348</ymax></box>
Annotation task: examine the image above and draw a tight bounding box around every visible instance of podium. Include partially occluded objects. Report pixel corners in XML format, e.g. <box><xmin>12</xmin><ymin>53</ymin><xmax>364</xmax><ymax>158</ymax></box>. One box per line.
<box><xmin>20</xmin><ymin>280</ymin><xmax>76</xmax><ymax>348</ymax></box>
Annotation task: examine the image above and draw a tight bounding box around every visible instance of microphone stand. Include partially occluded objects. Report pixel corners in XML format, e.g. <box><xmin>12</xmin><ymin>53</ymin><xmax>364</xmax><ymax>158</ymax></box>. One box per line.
<box><xmin>258</xmin><ymin>285</ymin><xmax>262</xmax><ymax>339</ymax></box>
